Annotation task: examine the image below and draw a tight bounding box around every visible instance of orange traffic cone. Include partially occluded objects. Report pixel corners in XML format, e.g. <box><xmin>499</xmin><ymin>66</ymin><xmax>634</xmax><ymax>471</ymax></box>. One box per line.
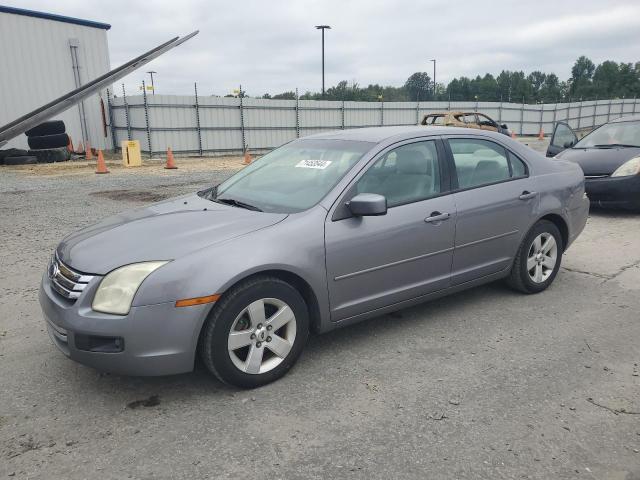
<box><xmin>242</xmin><ymin>149</ymin><xmax>252</xmax><ymax>165</ymax></box>
<box><xmin>85</xmin><ymin>141</ymin><xmax>93</xmax><ymax>160</ymax></box>
<box><xmin>165</xmin><ymin>147</ymin><xmax>177</xmax><ymax>169</ymax></box>
<box><xmin>75</xmin><ymin>141</ymin><xmax>84</xmax><ymax>154</ymax></box>
<box><xmin>95</xmin><ymin>150</ymin><xmax>109</xmax><ymax>174</ymax></box>
<box><xmin>510</xmin><ymin>131</ymin><xmax>517</xmax><ymax>139</ymax></box>
<box><xmin>538</xmin><ymin>128</ymin><xmax>544</xmax><ymax>140</ymax></box>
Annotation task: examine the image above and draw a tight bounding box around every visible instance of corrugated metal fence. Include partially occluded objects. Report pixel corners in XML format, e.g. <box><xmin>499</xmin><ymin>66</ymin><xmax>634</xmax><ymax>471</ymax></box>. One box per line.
<box><xmin>107</xmin><ymin>87</ymin><xmax>639</xmax><ymax>156</ymax></box>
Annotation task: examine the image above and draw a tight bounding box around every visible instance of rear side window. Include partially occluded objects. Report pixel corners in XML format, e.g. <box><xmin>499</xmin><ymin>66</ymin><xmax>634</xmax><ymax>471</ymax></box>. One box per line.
<box><xmin>448</xmin><ymin>138</ymin><xmax>526</xmax><ymax>189</ymax></box>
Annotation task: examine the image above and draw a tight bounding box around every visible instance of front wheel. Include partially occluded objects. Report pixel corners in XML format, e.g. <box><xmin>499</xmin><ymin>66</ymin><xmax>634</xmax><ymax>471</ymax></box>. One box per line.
<box><xmin>506</xmin><ymin>220</ymin><xmax>563</xmax><ymax>294</ymax></box>
<box><xmin>199</xmin><ymin>276</ymin><xmax>309</xmax><ymax>388</ymax></box>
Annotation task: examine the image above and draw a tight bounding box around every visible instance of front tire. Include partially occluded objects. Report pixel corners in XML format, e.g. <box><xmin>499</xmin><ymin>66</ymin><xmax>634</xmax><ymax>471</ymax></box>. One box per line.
<box><xmin>199</xmin><ymin>276</ymin><xmax>309</xmax><ymax>388</ymax></box>
<box><xmin>506</xmin><ymin>220</ymin><xmax>563</xmax><ymax>294</ymax></box>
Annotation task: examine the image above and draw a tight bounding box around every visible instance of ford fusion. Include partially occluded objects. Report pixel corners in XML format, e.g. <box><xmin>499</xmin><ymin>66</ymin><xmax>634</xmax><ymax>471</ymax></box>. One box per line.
<box><xmin>40</xmin><ymin>126</ymin><xmax>589</xmax><ymax>388</ymax></box>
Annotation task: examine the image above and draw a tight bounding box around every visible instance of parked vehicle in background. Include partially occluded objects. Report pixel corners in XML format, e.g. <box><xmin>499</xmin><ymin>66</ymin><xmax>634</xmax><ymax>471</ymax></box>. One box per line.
<box><xmin>547</xmin><ymin>115</ymin><xmax>640</xmax><ymax>211</ymax></box>
<box><xmin>421</xmin><ymin>111</ymin><xmax>511</xmax><ymax>136</ymax></box>
<box><xmin>40</xmin><ymin>126</ymin><xmax>588</xmax><ymax>388</ymax></box>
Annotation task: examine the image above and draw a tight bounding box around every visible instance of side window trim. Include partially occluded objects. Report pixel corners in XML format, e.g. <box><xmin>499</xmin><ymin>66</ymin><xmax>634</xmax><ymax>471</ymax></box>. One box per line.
<box><xmin>331</xmin><ymin>137</ymin><xmax>452</xmax><ymax>221</ymax></box>
<box><xmin>442</xmin><ymin>136</ymin><xmax>530</xmax><ymax>193</ymax></box>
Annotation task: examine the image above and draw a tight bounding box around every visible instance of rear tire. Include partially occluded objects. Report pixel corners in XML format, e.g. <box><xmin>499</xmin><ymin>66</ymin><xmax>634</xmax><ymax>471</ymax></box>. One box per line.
<box><xmin>506</xmin><ymin>220</ymin><xmax>563</xmax><ymax>294</ymax></box>
<box><xmin>199</xmin><ymin>276</ymin><xmax>309</xmax><ymax>388</ymax></box>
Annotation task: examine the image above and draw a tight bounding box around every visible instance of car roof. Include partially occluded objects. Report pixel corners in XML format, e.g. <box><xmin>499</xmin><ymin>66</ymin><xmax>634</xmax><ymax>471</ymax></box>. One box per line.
<box><xmin>305</xmin><ymin>125</ymin><xmax>496</xmax><ymax>143</ymax></box>
<box><xmin>610</xmin><ymin>114</ymin><xmax>640</xmax><ymax>124</ymax></box>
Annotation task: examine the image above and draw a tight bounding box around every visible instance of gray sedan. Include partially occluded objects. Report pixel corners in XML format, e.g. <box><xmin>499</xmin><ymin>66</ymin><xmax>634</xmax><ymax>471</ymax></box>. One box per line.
<box><xmin>39</xmin><ymin>126</ymin><xmax>589</xmax><ymax>388</ymax></box>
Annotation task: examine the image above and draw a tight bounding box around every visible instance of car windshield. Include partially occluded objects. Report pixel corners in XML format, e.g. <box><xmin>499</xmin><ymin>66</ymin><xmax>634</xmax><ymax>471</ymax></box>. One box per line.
<box><xmin>211</xmin><ymin>139</ymin><xmax>374</xmax><ymax>213</ymax></box>
<box><xmin>574</xmin><ymin>120</ymin><xmax>640</xmax><ymax>148</ymax></box>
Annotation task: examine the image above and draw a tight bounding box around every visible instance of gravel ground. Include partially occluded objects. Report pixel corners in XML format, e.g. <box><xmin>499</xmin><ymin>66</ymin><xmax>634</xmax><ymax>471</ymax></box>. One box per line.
<box><xmin>1</xmin><ymin>143</ymin><xmax>639</xmax><ymax>480</ymax></box>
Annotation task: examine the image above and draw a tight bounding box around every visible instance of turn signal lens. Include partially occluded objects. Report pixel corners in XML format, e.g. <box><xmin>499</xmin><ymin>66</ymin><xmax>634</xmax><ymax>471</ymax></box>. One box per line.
<box><xmin>175</xmin><ymin>294</ymin><xmax>220</xmax><ymax>308</ymax></box>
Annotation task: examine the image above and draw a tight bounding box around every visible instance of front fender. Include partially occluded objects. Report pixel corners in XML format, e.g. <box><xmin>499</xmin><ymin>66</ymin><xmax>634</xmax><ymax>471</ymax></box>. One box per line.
<box><xmin>132</xmin><ymin>207</ymin><xmax>332</xmax><ymax>329</ymax></box>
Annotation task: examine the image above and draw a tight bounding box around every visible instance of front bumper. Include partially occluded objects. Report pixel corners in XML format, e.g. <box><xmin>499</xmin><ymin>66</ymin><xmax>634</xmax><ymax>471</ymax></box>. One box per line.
<box><xmin>39</xmin><ymin>271</ymin><xmax>212</xmax><ymax>376</ymax></box>
<box><xmin>585</xmin><ymin>175</ymin><xmax>640</xmax><ymax>211</ymax></box>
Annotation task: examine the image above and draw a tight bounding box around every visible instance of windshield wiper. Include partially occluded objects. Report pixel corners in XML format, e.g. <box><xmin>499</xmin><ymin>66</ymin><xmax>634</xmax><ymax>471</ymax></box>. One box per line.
<box><xmin>591</xmin><ymin>143</ymin><xmax>638</xmax><ymax>149</ymax></box>
<box><xmin>215</xmin><ymin>197</ymin><xmax>263</xmax><ymax>212</ymax></box>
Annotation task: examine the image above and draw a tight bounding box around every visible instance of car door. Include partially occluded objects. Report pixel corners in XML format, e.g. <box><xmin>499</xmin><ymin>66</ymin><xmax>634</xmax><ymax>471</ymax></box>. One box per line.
<box><xmin>445</xmin><ymin>136</ymin><xmax>538</xmax><ymax>285</ymax></box>
<box><xmin>325</xmin><ymin>138</ymin><xmax>456</xmax><ymax>321</ymax></box>
<box><xmin>546</xmin><ymin>121</ymin><xmax>578</xmax><ymax>157</ymax></box>
<box><xmin>476</xmin><ymin>113</ymin><xmax>499</xmax><ymax>133</ymax></box>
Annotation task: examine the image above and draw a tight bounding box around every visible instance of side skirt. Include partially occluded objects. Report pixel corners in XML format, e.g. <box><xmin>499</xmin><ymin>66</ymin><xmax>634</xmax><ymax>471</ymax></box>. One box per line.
<box><xmin>325</xmin><ymin>268</ymin><xmax>510</xmax><ymax>332</ymax></box>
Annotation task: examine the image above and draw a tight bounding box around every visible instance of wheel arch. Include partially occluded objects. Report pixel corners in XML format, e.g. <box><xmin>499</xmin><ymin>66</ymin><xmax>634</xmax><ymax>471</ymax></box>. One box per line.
<box><xmin>205</xmin><ymin>268</ymin><xmax>323</xmax><ymax>334</ymax></box>
<box><xmin>538</xmin><ymin>213</ymin><xmax>569</xmax><ymax>250</ymax></box>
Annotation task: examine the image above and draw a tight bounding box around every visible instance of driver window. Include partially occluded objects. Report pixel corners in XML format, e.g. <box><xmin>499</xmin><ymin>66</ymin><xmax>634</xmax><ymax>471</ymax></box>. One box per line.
<box><xmin>355</xmin><ymin>141</ymin><xmax>441</xmax><ymax>207</ymax></box>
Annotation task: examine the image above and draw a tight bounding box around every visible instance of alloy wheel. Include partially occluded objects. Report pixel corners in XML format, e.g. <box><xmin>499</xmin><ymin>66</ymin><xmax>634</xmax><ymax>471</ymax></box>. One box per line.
<box><xmin>227</xmin><ymin>298</ymin><xmax>297</xmax><ymax>374</ymax></box>
<box><xmin>527</xmin><ymin>233</ymin><xmax>558</xmax><ymax>283</ymax></box>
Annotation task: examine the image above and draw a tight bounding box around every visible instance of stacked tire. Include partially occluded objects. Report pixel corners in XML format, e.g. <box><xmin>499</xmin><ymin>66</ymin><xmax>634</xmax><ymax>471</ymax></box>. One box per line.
<box><xmin>0</xmin><ymin>148</ymin><xmax>36</xmax><ymax>166</ymax></box>
<box><xmin>0</xmin><ymin>121</ymin><xmax>71</xmax><ymax>166</ymax></box>
<box><xmin>26</xmin><ymin>121</ymin><xmax>71</xmax><ymax>163</ymax></box>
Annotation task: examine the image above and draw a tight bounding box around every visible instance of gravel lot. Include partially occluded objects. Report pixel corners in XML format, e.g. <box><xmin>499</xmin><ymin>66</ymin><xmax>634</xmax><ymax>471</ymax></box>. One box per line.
<box><xmin>1</xmin><ymin>142</ymin><xmax>639</xmax><ymax>480</ymax></box>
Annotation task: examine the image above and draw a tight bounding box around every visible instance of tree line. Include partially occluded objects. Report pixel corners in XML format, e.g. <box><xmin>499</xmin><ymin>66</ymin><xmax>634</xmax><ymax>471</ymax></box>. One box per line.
<box><xmin>255</xmin><ymin>56</ymin><xmax>640</xmax><ymax>103</ymax></box>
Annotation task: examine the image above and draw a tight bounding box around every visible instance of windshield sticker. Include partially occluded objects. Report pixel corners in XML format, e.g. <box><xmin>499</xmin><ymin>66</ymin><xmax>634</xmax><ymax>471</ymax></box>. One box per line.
<box><xmin>295</xmin><ymin>159</ymin><xmax>332</xmax><ymax>170</ymax></box>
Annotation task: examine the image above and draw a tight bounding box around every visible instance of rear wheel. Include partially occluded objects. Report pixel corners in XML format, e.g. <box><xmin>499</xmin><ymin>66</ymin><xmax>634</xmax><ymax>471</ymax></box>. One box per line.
<box><xmin>199</xmin><ymin>276</ymin><xmax>309</xmax><ymax>388</ymax></box>
<box><xmin>507</xmin><ymin>220</ymin><xmax>563</xmax><ymax>293</ymax></box>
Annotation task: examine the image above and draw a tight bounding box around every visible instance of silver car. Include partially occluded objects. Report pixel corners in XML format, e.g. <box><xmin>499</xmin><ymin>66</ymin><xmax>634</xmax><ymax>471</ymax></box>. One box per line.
<box><xmin>39</xmin><ymin>126</ymin><xmax>589</xmax><ymax>388</ymax></box>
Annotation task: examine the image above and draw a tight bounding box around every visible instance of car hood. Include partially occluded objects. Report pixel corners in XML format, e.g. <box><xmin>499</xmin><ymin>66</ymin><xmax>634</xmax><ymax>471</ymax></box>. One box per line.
<box><xmin>556</xmin><ymin>147</ymin><xmax>640</xmax><ymax>175</ymax></box>
<box><xmin>57</xmin><ymin>193</ymin><xmax>287</xmax><ymax>274</ymax></box>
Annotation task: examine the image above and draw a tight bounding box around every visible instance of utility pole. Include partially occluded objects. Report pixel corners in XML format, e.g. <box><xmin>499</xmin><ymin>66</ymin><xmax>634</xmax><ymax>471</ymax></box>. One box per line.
<box><xmin>430</xmin><ymin>59</ymin><xmax>436</xmax><ymax>98</ymax></box>
<box><xmin>147</xmin><ymin>71</ymin><xmax>157</xmax><ymax>95</ymax></box>
<box><xmin>315</xmin><ymin>25</ymin><xmax>331</xmax><ymax>97</ymax></box>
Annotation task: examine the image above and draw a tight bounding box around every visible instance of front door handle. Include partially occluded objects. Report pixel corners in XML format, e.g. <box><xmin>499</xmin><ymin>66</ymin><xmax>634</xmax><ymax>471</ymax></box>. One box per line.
<box><xmin>519</xmin><ymin>191</ymin><xmax>537</xmax><ymax>200</ymax></box>
<box><xmin>425</xmin><ymin>211</ymin><xmax>450</xmax><ymax>223</ymax></box>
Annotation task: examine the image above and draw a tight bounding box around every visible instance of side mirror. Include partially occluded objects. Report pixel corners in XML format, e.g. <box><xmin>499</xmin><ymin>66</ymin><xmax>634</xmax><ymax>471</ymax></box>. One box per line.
<box><xmin>347</xmin><ymin>193</ymin><xmax>387</xmax><ymax>216</ymax></box>
<box><xmin>500</xmin><ymin>123</ymin><xmax>508</xmax><ymax>130</ymax></box>
<box><xmin>563</xmin><ymin>140</ymin><xmax>575</xmax><ymax>148</ymax></box>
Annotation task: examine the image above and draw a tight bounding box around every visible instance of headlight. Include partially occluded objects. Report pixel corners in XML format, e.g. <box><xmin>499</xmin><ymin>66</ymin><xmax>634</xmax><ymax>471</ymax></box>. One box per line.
<box><xmin>92</xmin><ymin>261</ymin><xmax>168</xmax><ymax>315</ymax></box>
<box><xmin>611</xmin><ymin>157</ymin><xmax>640</xmax><ymax>177</ymax></box>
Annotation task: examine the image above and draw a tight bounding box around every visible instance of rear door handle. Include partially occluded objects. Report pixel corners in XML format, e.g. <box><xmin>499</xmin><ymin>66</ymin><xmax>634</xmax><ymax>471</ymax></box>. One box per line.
<box><xmin>424</xmin><ymin>211</ymin><xmax>450</xmax><ymax>223</ymax></box>
<box><xmin>519</xmin><ymin>191</ymin><xmax>537</xmax><ymax>200</ymax></box>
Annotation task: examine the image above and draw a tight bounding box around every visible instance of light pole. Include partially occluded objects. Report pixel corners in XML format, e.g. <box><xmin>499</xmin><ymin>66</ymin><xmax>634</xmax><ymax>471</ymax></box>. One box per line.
<box><xmin>147</xmin><ymin>71</ymin><xmax>157</xmax><ymax>95</ymax></box>
<box><xmin>429</xmin><ymin>59</ymin><xmax>436</xmax><ymax>98</ymax></box>
<box><xmin>315</xmin><ymin>25</ymin><xmax>331</xmax><ymax>97</ymax></box>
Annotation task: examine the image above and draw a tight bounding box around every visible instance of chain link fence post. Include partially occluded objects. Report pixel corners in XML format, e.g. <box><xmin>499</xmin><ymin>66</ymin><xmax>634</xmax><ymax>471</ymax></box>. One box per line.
<box><xmin>295</xmin><ymin>88</ymin><xmax>300</xmax><ymax>137</ymax></box>
<box><xmin>122</xmin><ymin>83</ymin><xmax>131</xmax><ymax>141</ymax></box>
<box><xmin>592</xmin><ymin>99</ymin><xmax>597</xmax><ymax>128</ymax></box>
<box><xmin>633</xmin><ymin>96</ymin><xmax>637</xmax><ymax>115</ymax></box>
<box><xmin>498</xmin><ymin>96</ymin><xmax>503</xmax><ymax>124</ymax></box>
<box><xmin>538</xmin><ymin>103</ymin><xmax>544</xmax><ymax>134</ymax></box>
<box><xmin>607</xmin><ymin>97</ymin><xmax>613</xmax><ymax>122</ymax></box>
<box><xmin>577</xmin><ymin>99</ymin><xmax>583</xmax><ymax>130</ymax></box>
<box><xmin>239</xmin><ymin>84</ymin><xmax>246</xmax><ymax>154</ymax></box>
<box><xmin>341</xmin><ymin>99</ymin><xmax>345</xmax><ymax>130</ymax></box>
<box><xmin>520</xmin><ymin>97</ymin><xmax>525</xmax><ymax>135</ymax></box>
<box><xmin>380</xmin><ymin>100</ymin><xmax>384</xmax><ymax>126</ymax></box>
<box><xmin>142</xmin><ymin>80</ymin><xmax>152</xmax><ymax>158</ymax></box>
<box><xmin>106</xmin><ymin>88</ymin><xmax>117</xmax><ymax>152</ymax></box>
<box><xmin>416</xmin><ymin>101</ymin><xmax>420</xmax><ymax>125</ymax></box>
<box><xmin>552</xmin><ymin>101</ymin><xmax>557</xmax><ymax>129</ymax></box>
<box><xmin>194</xmin><ymin>82</ymin><xmax>203</xmax><ymax>156</ymax></box>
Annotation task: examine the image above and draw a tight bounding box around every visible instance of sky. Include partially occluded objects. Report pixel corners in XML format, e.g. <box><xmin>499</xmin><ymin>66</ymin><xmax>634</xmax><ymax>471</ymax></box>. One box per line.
<box><xmin>6</xmin><ymin>0</ymin><xmax>640</xmax><ymax>97</ymax></box>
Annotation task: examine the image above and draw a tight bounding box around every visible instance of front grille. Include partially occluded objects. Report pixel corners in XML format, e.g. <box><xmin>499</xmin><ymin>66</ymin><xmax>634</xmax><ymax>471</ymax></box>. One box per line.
<box><xmin>48</xmin><ymin>253</ymin><xmax>95</xmax><ymax>301</ymax></box>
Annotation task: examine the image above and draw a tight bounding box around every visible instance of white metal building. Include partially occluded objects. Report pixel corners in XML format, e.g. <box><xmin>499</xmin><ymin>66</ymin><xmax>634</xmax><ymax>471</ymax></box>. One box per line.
<box><xmin>0</xmin><ymin>5</ymin><xmax>111</xmax><ymax>150</ymax></box>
